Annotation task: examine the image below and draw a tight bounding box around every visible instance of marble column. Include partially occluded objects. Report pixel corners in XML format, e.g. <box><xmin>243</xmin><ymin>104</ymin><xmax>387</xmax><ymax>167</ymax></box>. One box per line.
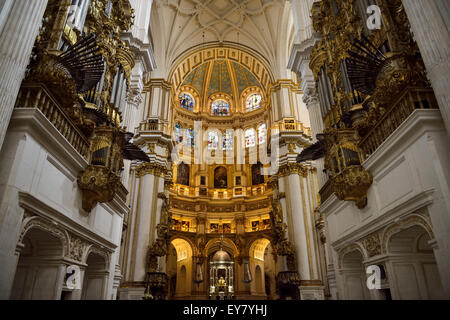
<box><xmin>0</xmin><ymin>0</ymin><xmax>48</xmax><ymax>152</ymax></box>
<box><xmin>303</xmin><ymin>90</ymin><xmax>327</xmax><ymax>188</ymax></box>
<box><xmin>402</xmin><ymin>0</ymin><xmax>450</xmax><ymax>138</ymax></box>
<box><xmin>285</xmin><ymin>173</ymin><xmax>311</xmax><ymax>279</ymax></box>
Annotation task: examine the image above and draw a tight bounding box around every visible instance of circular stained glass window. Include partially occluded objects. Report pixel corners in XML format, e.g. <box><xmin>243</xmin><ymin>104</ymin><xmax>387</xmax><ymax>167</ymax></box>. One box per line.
<box><xmin>179</xmin><ymin>93</ymin><xmax>195</xmax><ymax>111</ymax></box>
<box><xmin>246</xmin><ymin>94</ymin><xmax>262</xmax><ymax>112</ymax></box>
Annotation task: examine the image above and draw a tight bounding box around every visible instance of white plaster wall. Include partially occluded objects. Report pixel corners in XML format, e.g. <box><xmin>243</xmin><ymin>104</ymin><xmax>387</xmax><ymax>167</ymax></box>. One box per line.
<box><xmin>321</xmin><ymin>110</ymin><xmax>450</xmax><ymax>299</ymax></box>
<box><xmin>0</xmin><ymin>110</ymin><xmax>126</xmax><ymax>299</ymax></box>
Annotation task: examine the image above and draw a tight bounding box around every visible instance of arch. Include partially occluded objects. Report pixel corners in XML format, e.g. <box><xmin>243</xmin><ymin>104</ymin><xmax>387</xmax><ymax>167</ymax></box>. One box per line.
<box><xmin>82</xmin><ymin>250</ymin><xmax>108</xmax><ymax>300</ymax></box>
<box><xmin>255</xmin><ymin>265</ymin><xmax>263</xmax><ymax>293</ymax></box>
<box><xmin>82</xmin><ymin>245</ymin><xmax>111</xmax><ymax>270</ymax></box>
<box><xmin>18</xmin><ymin>216</ymin><xmax>70</xmax><ymax>257</ymax></box>
<box><xmin>11</xmin><ymin>227</ymin><xmax>66</xmax><ymax>300</ymax></box>
<box><xmin>249</xmin><ymin>238</ymin><xmax>271</xmax><ymax>261</ymax></box>
<box><xmin>340</xmin><ymin>248</ymin><xmax>369</xmax><ymax>300</ymax></box>
<box><xmin>205</xmin><ymin>238</ymin><xmax>238</xmax><ymax>258</ymax></box>
<box><xmin>381</xmin><ymin>213</ymin><xmax>434</xmax><ymax>254</ymax></box>
<box><xmin>171</xmin><ymin>238</ymin><xmax>193</xmax><ymax>262</ymax></box>
<box><xmin>385</xmin><ymin>224</ymin><xmax>444</xmax><ymax>299</ymax></box>
<box><xmin>338</xmin><ymin>243</ymin><xmax>367</xmax><ymax>269</ymax></box>
<box><xmin>168</xmin><ymin>44</ymin><xmax>275</xmax><ymax>92</ymax></box>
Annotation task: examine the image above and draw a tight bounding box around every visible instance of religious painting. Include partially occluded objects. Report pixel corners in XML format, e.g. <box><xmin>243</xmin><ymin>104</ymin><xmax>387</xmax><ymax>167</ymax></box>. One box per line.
<box><xmin>252</xmin><ymin>163</ymin><xmax>264</xmax><ymax>185</ymax></box>
<box><xmin>223</xmin><ymin>223</ymin><xmax>231</xmax><ymax>233</ymax></box>
<box><xmin>262</xmin><ymin>219</ymin><xmax>271</xmax><ymax>230</ymax></box>
<box><xmin>214</xmin><ymin>166</ymin><xmax>228</xmax><ymax>188</ymax></box>
<box><xmin>200</xmin><ymin>176</ymin><xmax>206</xmax><ymax>185</ymax></box>
<box><xmin>177</xmin><ymin>162</ymin><xmax>190</xmax><ymax>186</ymax></box>
<box><xmin>181</xmin><ymin>221</ymin><xmax>190</xmax><ymax>232</ymax></box>
<box><xmin>251</xmin><ymin>221</ymin><xmax>260</xmax><ymax>231</ymax></box>
<box><xmin>235</xmin><ymin>176</ymin><xmax>241</xmax><ymax>186</ymax></box>
<box><xmin>210</xmin><ymin>223</ymin><xmax>219</xmax><ymax>233</ymax></box>
<box><xmin>172</xmin><ymin>219</ymin><xmax>181</xmax><ymax>231</ymax></box>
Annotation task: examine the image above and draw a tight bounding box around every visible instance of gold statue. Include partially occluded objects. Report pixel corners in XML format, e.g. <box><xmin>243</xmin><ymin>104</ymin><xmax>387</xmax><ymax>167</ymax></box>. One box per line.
<box><xmin>218</xmin><ymin>276</ymin><xmax>226</xmax><ymax>288</ymax></box>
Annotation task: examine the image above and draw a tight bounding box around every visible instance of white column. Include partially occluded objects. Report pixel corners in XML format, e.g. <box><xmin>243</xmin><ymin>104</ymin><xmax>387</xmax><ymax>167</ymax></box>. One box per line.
<box><xmin>285</xmin><ymin>173</ymin><xmax>311</xmax><ymax>279</ymax></box>
<box><xmin>0</xmin><ymin>0</ymin><xmax>48</xmax><ymax>152</ymax></box>
<box><xmin>303</xmin><ymin>91</ymin><xmax>327</xmax><ymax>188</ymax></box>
<box><xmin>402</xmin><ymin>0</ymin><xmax>450</xmax><ymax>137</ymax></box>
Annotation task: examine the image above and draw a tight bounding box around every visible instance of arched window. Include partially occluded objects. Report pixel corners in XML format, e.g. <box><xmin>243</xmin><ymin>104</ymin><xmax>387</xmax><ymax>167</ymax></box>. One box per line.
<box><xmin>222</xmin><ymin>130</ymin><xmax>233</xmax><ymax>151</ymax></box>
<box><xmin>186</xmin><ymin>128</ymin><xmax>194</xmax><ymax>147</ymax></box>
<box><xmin>214</xmin><ymin>166</ymin><xmax>228</xmax><ymax>188</ymax></box>
<box><xmin>245</xmin><ymin>128</ymin><xmax>256</xmax><ymax>148</ymax></box>
<box><xmin>212</xmin><ymin>100</ymin><xmax>230</xmax><ymax>116</ymax></box>
<box><xmin>174</xmin><ymin>122</ymin><xmax>183</xmax><ymax>143</ymax></box>
<box><xmin>179</xmin><ymin>93</ymin><xmax>194</xmax><ymax>111</ymax></box>
<box><xmin>258</xmin><ymin>123</ymin><xmax>267</xmax><ymax>144</ymax></box>
<box><xmin>208</xmin><ymin>131</ymin><xmax>219</xmax><ymax>150</ymax></box>
<box><xmin>177</xmin><ymin>162</ymin><xmax>190</xmax><ymax>186</ymax></box>
<box><xmin>246</xmin><ymin>94</ymin><xmax>262</xmax><ymax>112</ymax></box>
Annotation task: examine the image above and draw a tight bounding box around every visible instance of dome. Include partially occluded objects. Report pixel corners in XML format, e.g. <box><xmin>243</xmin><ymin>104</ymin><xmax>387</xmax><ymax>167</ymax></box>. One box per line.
<box><xmin>212</xmin><ymin>249</ymin><xmax>232</xmax><ymax>262</ymax></box>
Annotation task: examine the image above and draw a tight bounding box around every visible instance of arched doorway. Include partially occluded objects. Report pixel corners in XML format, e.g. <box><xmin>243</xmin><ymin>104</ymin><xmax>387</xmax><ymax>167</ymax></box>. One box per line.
<box><xmin>166</xmin><ymin>238</ymin><xmax>193</xmax><ymax>299</ymax></box>
<box><xmin>11</xmin><ymin>228</ymin><xmax>65</xmax><ymax>300</ymax></box>
<box><xmin>340</xmin><ymin>249</ymin><xmax>370</xmax><ymax>300</ymax></box>
<box><xmin>386</xmin><ymin>225</ymin><xmax>444</xmax><ymax>299</ymax></box>
<box><xmin>249</xmin><ymin>238</ymin><xmax>275</xmax><ymax>299</ymax></box>
<box><xmin>81</xmin><ymin>251</ymin><xmax>108</xmax><ymax>300</ymax></box>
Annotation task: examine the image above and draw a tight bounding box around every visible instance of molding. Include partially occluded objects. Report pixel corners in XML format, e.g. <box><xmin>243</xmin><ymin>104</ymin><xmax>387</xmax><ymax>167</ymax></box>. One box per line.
<box><xmin>18</xmin><ymin>192</ymin><xmax>118</xmax><ymax>252</ymax></box>
<box><xmin>9</xmin><ymin>108</ymin><xmax>88</xmax><ymax>175</ymax></box>
<box><xmin>121</xmin><ymin>32</ymin><xmax>157</xmax><ymax>73</ymax></box>
<box><xmin>363</xmin><ymin>110</ymin><xmax>448</xmax><ymax>171</ymax></box>
<box><xmin>327</xmin><ymin>189</ymin><xmax>435</xmax><ymax>250</ymax></box>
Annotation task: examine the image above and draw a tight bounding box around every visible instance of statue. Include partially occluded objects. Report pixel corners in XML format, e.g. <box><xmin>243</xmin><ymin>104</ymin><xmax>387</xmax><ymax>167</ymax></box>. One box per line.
<box><xmin>218</xmin><ymin>276</ymin><xmax>226</xmax><ymax>288</ymax></box>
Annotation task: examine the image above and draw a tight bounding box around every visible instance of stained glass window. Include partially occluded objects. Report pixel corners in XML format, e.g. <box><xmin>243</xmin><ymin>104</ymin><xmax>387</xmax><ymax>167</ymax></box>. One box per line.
<box><xmin>258</xmin><ymin>123</ymin><xmax>267</xmax><ymax>144</ymax></box>
<box><xmin>212</xmin><ymin>100</ymin><xmax>230</xmax><ymax>116</ymax></box>
<box><xmin>174</xmin><ymin>122</ymin><xmax>183</xmax><ymax>143</ymax></box>
<box><xmin>245</xmin><ymin>128</ymin><xmax>256</xmax><ymax>148</ymax></box>
<box><xmin>186</xmin><ymin>128</ymin><xmax>194</xmax><ymax>147</ymax></box>
<box><xmin>246</xmin><ymin>94</ymin><xmax>262</xmax><ymax>112</ymax></box>
<box><xmin>208</xmin><ymin>131</ymin><xmax>219</xmax><ymax>150</ymax></box>
<box><xmin>222</xmin><ymin>130</ymin><xmax>233</xmax><ymax>151</ymax></box>
<box><xmin>179</xmin><ymin>93</ymin><xmax>194</xmax><ymax>111</ymax></box>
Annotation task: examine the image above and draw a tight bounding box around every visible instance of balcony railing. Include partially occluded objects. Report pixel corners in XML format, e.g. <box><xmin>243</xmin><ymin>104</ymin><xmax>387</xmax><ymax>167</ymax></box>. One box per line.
<box><xmin>272</xmin><ymin>118</ymin><xmax>311</xmax><ymax>136</ymax></box>
<box><xmin>318</xmin><ymin>178</ymin><xmax>333</xmax><ymax>205</ymax></box>
<box><xmin>14</xmin><ymin>83</ymin><xmax>89</xmax><ymax>158</ymax></box>
<box><xmin>359</xmin><ymin>87</ymin><xmax>438</xmax><ymax>161</ymax></box>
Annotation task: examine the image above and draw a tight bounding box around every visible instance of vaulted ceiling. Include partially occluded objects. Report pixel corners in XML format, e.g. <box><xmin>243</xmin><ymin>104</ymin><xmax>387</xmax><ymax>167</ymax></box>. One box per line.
<box><xmin>150</xmin><ymin>0</ymin><xmax>295</xmax><ymax>79</ymax></box>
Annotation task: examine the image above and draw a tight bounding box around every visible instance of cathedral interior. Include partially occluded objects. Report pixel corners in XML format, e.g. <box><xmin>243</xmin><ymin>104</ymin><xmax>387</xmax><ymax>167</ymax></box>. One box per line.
<box><xmin>0</xmin><ymin>0</ymin><xmax>449</xmax><ymax>301</ymax></box>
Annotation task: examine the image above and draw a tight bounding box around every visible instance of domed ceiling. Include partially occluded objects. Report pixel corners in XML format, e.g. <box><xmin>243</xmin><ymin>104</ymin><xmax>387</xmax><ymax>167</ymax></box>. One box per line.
<box><xmin>181</xmin><ymin>59</ymin><xmax>261</xmax><ymax>100</ymax></box>
<box><xmin>150</xmin><ymin>0</ymin><xmax>295</xmax><ymax>79</ymax></box>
